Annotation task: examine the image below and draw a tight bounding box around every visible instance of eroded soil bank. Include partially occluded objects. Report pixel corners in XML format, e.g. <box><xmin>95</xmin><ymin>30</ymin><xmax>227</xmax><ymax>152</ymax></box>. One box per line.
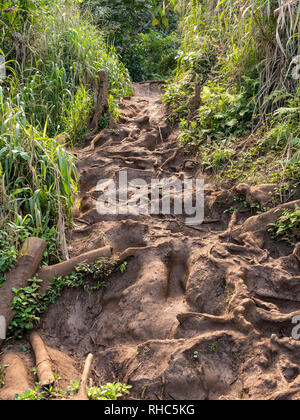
<box><xmin>2</xmin><ymin>83</ymin><xmax>300</xmax><ymax>400</ymax></box>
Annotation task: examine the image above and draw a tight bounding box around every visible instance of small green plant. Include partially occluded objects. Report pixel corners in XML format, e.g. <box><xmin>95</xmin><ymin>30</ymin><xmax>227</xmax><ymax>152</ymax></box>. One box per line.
<box><xmin>208</xmin><ymin>339</ymin><xmax>222</xmax><ymax>353</ymax></box>
<box><xmin>178</xmin><ymin>82</ymin><xmax>254</xmax><ymax>149</ymax></box>
<box><xmin>224</xmin><ymin>207</ymin><xmax>237</xmax><ymax>216</ymax></box>
<box><xmin>269</xmin><ymin>206</ymin><xmax>300</xmax><ymax>245</ymax></box>
<box><xmin>15</xmin><ymin>381</ymin><xmax>64</xmax><ymax>401</ymax></box>
<box><xmin>0</xmin><ymin>365</ymin><xmax>8</xmax><ymax>388</ymax></box>
<box><xmin>17</xmin><ymin>380</ymin><xmax>131</xmax><ymax>401</ymax></box>
<box><xmin>208</xmin><ymin>342</ymin><xmax>217</xmax><ymax>353</ymax></box>
<box><xmin>86</xmin><ymin>382</ymin><xmax>132</xmax><ymax>401</ymax></box>
<box><xmin>202</xmin><ymin>147</ymin><xmax>235</xmax><ymax>170</ymax></box>
<box><xmin>67</xmin><ymin>380</ymin><xmax>81</xmax><ymax>397</ymax></box>
<box><xmin>118</xmin><ymin>261</ymin><xmax>128</xmax><ymax>273</ymax></box>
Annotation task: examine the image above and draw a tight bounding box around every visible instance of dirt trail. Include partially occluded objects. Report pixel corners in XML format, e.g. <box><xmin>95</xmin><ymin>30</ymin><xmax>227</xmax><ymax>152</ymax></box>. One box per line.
<box><xmin>3</xmin><ymin>83</ymin><xmax>300</xmax><ymax>400</ymax></box>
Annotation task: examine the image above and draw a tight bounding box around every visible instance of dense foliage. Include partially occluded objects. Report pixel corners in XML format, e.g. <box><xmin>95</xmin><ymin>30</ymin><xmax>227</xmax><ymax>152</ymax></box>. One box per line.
<box><xmin>0</xmin><ymin>0</ymin><xmax>132</xmax><ymax>278</ymax></box>
<box><xmin>82</xmin><ymin>0</ymin><xmax>180</xmax><ymax>81</ymax></box>
<box><xmin>163</xmin><ymin>0</ymin><xmax>300</xmax><ymax>185</ymax></box>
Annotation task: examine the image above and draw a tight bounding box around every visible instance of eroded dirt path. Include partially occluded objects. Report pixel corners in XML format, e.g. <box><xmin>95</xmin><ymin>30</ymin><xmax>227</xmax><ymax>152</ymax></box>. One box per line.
<box><xmin>3</xmin><ymin>83</ymin><xmax>300</xmax><ymax>400</ymax></box>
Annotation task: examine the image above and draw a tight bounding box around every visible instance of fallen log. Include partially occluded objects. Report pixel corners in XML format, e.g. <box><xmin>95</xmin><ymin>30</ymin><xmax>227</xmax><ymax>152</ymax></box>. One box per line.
<box><xmin>30</xmin><ymin>331</ymin><xmax>55</xmax><ymax>387</ymax></box>
<box><xmin>37</xmin><ymin>245</ymin><xmax>113</xmax><ymax>294</ymax></box>
<box><xmin>73</xmin><ymin>353</ymin><xmax>94</xmax><ymax>400</ymax></box>
<box><xmin>0</xmin><ymin>237</ymin><xmax>47</xmax><ymax>346</ymax></box>
<box><xmin>0</xmin><ymin>353</ymin><xmax>30</xmax><ymax>400</ymax></box>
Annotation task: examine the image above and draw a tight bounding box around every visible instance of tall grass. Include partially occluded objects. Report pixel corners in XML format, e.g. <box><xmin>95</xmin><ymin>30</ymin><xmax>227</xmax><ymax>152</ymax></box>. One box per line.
<box><xmin>173</xmin><ymin>0</ymin><xmax>300</xmax><ymax>115</ymax></box>
<box><xmin>1</xmin><ymin>0</ymin><xmax>132</xmax><ymax>141</ymax></box>
<box><xmin>0</xmin><ymin>0</ymin><xmax>132</xmax><ymax>280</ymax></box>
<box><xmin>163</xmin><ymin>0</ymin><xmax>300</xmax><ymax>184</ymax></box>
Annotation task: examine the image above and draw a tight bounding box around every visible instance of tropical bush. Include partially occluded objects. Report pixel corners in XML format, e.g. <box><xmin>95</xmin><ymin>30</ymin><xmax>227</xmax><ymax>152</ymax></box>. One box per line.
<box><xmin>162</xmin><ymin>0</ymin><xmax>300</xmax><ymax>184</ymax></box>
<box><xmin>269</xmin><ymin>205</ymin><xmax>300</xmax><ymax>244</ymax></box>
<box><xmin>0</xmin><ymin>0</ymin><xmax>132</xmax><ymax>280</ymax></box>
<box><xmin>122</xmin><ymin>30</ymin><xmax>179</xmax><ymax>82</ymax></box>
<box><xmin>82</xmin><ymin>0</ymin><xmax>179</xmax><ymax>81</ymax></box>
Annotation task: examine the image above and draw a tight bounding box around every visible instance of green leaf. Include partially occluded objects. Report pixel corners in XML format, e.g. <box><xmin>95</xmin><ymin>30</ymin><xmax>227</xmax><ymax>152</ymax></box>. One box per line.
<box><xmin>162</xmin><ymin>16</ymin><xmax>169</xmax><ymax>27</ymax></box>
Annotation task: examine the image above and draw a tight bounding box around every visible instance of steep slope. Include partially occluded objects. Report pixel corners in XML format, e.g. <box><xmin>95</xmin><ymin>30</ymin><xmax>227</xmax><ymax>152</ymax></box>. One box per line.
<box><xmin>2</xmin><ymin>83</ymin><xmax>300</xmax><ymax>400</ymax></box>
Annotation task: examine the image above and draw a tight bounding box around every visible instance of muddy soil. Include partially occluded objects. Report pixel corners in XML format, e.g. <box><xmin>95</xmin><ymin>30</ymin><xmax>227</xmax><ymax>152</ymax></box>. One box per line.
<box><xmin>2</xmin><ymin>83</ymin><xmax>300</xmax><ymax>400</ymax></box>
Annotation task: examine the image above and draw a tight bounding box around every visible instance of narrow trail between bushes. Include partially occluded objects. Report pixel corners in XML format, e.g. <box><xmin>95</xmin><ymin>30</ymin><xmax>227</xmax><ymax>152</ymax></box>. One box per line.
<box><xmin>3</xmin><ymin>83</ymin><xmax>300</xmax><ymax>400</ymax></box>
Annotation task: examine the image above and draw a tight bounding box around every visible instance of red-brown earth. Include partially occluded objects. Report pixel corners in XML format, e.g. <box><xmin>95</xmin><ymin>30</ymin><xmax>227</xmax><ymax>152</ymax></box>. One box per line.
<box><xmin>1</xmin><ymin>83</ymin><xmax>300</xmax><ymax>400</ymax></box>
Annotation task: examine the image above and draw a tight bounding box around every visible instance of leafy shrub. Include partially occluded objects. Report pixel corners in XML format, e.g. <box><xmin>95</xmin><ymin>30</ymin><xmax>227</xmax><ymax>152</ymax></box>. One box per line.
<box><xmin>121</xmin><ymin>30</ymin><xmax>179</xmax><ymax>82</ymax></box>
<box><xmin>196</xmin><ymin>83</ymin><xmax>253</xmax><ymax>141</ymax></box>
<box><xmin>87</xmin><ymin>383</ymin><xmax>132</xmax><ymax>400</ymax></box>
<box><xmin>202</xmin><ymin>147</ymin><xmax>235</xmax><ymax>170</ymax></box>
<box><xmin>162</xmin><ymin>72</ymin><xmax>195</xmax><ymax>122</ymax></box>
<box><xmin>179</xmin><ymin>82</ymin><xmax>254</xmax><ymax>148</ymax></box>
<box><xmin>269</xmin><ymin>206</ymin><xmax>300</xmax><ymax>244</ymax></box>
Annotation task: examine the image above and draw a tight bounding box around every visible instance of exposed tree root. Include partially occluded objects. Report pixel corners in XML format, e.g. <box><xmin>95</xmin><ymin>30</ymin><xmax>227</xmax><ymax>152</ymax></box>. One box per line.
<box><xmin>0</xmin><ymin>353</ymin><xmax>30</xmax><ymax>400</ymax></box>
<box><xmin>37</xmin><ymin>245</ymin><xmax>112</xmax><ymax>294</ymax></box>
<box><xmin>0</xmin><ymin>238</ymin><xmax>46</xmax><ymax>347</ymax></box>
<box><xmin>30</xmin><ymin>332</ymin><xmax>55</xmax><ymax>387</ymax></box>
<box><xmin>73</xmin><ymin>354</ymin><xmax>94</xmax><ymax>401</ymax></box>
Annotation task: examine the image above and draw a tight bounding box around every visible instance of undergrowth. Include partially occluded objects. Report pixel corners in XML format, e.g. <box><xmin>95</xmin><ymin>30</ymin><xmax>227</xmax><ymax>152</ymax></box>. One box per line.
<box><xmin>15</xmin><ymin>380</ymin><xmax>131</xmax><ymax>401</ymax></box>
<box><xmin>82</xmin><ymin>0</ymin><xmax>179</xmax><ymax>82</ymax></box>
<box><xmin>269</xmin><ymin>205</ymin><xmax>300</xmax><ymax>245</ymax></box>
<box><xmin>0</xmin><ymin>365</ymin><xmax>8</xmax><ymax>389</ymax></box>
<box><xmin>0</xmin><ymin>0</ymin><xmax>132</xmax><ymax>279</ymax></box>
<box><xmin>8</xmin><ymin>258</ymin><xmax>127</xmax><ymax>339</ymax></box>
<box><xmin>162</xmin><ymin>0</ymin><xmax>300</xmax><ymax>186</ymax></box>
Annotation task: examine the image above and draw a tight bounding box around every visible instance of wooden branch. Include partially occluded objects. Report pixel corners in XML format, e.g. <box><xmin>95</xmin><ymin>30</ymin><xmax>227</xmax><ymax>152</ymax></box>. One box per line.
<box><xmin>89</xmin><ymin>70</ymin><xmax>112</xmax><ymax>138</ymax></box>
<box><xmin>74</xmin><ymin>353</ymin><xmax>94</xmax><ymax>400</ymax></box>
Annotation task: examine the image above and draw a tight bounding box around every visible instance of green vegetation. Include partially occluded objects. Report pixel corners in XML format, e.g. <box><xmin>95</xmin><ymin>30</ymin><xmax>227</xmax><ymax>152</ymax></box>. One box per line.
<box><xmin>269</xmin><ymin>205</ymin><xmax>300</xmax><ymax>244</ymax></box>
<box><xmin>162</xmin><ymin>0</ymin><xmax>300</xmax><ymax>185</ymax></box>
<box><xmin>0</xmin><ymin>0</ymin><xmax>132</xmax><ymax>281</ymax></box>
<box><xmin>121</xmin><ymin>30</ymin><xmax>179</xmax><ymax>82</ymax></box>
<box><xmin>82</xmin><ymin>0</ymin><xmax>180</xmax><ymax>81</ymax></box>
<box><xmin>15</xmin><ymin>380</ymin><xmax>65</xmax><ymax>401</ymax></box>
<box><xmin>86</xmin><ymin>382</ymin><xmax>132</xmax><ymax>401</ymax></box>
<box><xmin>8</xmin><ymin>258</ymin><xmax>126</xmax><ymax>339</ymax></box>
<box><xmin>208</xmin><ymin>339</ymin><xmax>222</xmax><ymax>353</ymax></box>
<box><xmin>15</xmin><ymin>379</ymin><xmax>131</xmax><ymax>400</ymax></box>
<box><xmin>0</xmin><ymin>365</ymin><xmax>8</xmax><ymax>388</ymax></box>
